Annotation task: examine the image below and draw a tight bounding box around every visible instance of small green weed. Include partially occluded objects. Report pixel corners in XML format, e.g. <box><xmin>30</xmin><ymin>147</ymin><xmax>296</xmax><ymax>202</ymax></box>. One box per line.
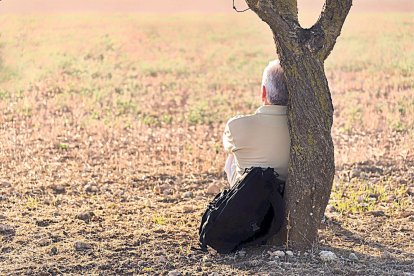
<box><xmin>153</xmin><ymin>215</ymin><xmax>167</xmax><ymax>225</ymax></box>
<box><xmin>188</xmin><ymin>101</ymin><xmax>213</xmax><ymax>125</ymax></box>
<box><xmin>26</xmin><ymin>196</ymin><xmax>39</xmax><ymax>210</ymax></box>
<box><xmin>330</xmin><ymin>178</ymin><xmax>411</xmax><ymax>215</ymax></box>
<box><xmin>57</xmin><ymin>143</ymin><xmax>69</xmax><ymax>150</ymax></box>
<box><xmin>142</xmin><ymin>114</ymin><xmax>160</xmax><ymax>126</ymax></box>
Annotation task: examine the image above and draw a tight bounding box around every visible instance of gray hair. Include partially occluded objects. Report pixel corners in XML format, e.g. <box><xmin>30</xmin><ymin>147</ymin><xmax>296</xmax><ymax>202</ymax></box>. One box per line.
<box><xmin>261</xmin><ymin>60</ymin><xmax>288</xmax><ymax>106</ymax></box>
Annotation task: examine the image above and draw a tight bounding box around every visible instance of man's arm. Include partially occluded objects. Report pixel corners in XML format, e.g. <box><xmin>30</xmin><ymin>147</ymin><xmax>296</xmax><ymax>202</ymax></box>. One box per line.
<box><xmin>224</xmin><ymin>154</ymin><xmax>235</xmax><ymax>184</ymax></box>
<box><xmin>223</xmin><ymin>120</ymin><xmax>237</xmax><ymax>185</ymax></box>
<box><xmin>223</xmin><ymin>120</ymin><xmax>236</xmax><ymax>153</ymax></box>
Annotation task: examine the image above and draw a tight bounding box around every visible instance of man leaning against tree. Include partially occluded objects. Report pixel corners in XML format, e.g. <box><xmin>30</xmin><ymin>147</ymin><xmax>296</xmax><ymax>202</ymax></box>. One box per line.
<box><xmin>223</xmin><ymin>60</ymin><xmax>291</xmax><ymax>187</ymax></box>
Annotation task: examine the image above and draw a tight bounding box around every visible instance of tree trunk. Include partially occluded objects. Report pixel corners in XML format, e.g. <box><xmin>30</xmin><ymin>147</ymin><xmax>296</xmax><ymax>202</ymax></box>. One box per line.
<box><xmin>269</xmin><ymin>45</ymin><xmax>335</xmax><ymax>249</ymax></box>
<box><xmin>244</xmin><ymin>0</ymin><xmax>352</xmax><ymax>249</ymax></box>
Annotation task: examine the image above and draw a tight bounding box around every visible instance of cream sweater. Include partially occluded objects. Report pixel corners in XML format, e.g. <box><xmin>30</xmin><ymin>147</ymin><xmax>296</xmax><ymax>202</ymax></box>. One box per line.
<box><xmin>223</xmin><ymin>105</ymin><xmax>290</xmax><ymax>186</ymax></box>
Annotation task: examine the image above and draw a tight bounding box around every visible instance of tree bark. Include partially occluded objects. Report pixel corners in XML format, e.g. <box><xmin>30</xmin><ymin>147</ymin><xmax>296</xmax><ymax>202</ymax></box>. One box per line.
<box><xmin>244</xmin><ymin>0</ymin><xmax>352</xmax><ymax>249</ymax></box>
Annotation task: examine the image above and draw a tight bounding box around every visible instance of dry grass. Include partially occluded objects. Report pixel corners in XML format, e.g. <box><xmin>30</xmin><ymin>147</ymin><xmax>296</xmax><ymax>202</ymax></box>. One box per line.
<box><xmin>0</xmin><ymin>13</ymin><xmax>413</xmax><ymax>275</ymax></box>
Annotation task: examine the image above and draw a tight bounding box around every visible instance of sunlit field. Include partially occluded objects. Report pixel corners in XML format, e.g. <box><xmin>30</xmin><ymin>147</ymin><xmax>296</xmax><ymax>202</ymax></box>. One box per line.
<box><xmin>0</xmin><ymin>12</ymin><xmax>413</xmax><ymax>274</ymax></box>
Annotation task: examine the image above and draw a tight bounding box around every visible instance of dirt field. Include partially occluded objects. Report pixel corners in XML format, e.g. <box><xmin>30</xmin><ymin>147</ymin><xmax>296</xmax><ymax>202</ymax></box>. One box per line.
<box><xmin>0</xmin><ymin>8</ymin><xmax>413</xmax><ymax>276</ymax></box>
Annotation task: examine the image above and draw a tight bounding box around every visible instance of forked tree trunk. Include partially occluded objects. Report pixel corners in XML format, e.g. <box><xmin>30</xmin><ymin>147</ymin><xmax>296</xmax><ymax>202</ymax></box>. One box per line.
<box><xmin>244</xmin><ymin>0</ymin><xmax>353</xmax><ymax>249</ymax></box>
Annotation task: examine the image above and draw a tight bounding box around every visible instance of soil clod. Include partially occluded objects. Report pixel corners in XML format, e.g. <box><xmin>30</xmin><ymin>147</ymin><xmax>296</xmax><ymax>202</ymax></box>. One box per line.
<box><xmin>85</xmin><ymin>184</ymin><xmax>99</xmax><ymax>194</ymax></box>
<box><xmin>50</xmin><ymin>246</ymin><xmax>58</xmax><ymax>255</ymax></box>
<box><xmin>349</xmin><ymin>253</ymin><xmax>359</xmax><ymax>261</ymax></box>
<box><xmin>37</xmin><ymin>238</ymin><xmax>51</xmax><ymax>247</ymax></box>
<box><xmin>206</xmin><ymin>184</ymin><xmax>220</xmax><ymax>195</ymax></box>
<box><xmin>319</xmin><ymin>251</ymin><xmax>338</xmax><ymax>262</ymax></box>
<box><xmin>370</xmin><ymin>210</ymin><xmax>386</xmax><ymax>217</ymax></box>
<box><xmin>75</xmin><ymin>211</ymin><xmax>95</xmax><ymax>223</ymax></box>
<box><xmin>74</xmin><ymin>241</ymin><xmax>93</xmax><ymax>251</ymax></box>
<box><xmin>51</xmin><ymin>185</ymin><xmax>66</xmax><ymax>194</ymax></box>
<box><xmin>36</xmin><ymin>219</ymin><xmax>53</xmax><ymax>227</ymax></box>
<box><xmin>182</xmin><ymin>191</ymin><xmax>193</xmax><ymax>198</ymax></box>
<box><xmin>0</xmin><ymin>224</ymin><xmax>15</xmax><ymax>236</ymax></box>
<box><xmin>167</xmin><ymin>270</ymin><xmax>181</xmax><ymax>276</ymax></box>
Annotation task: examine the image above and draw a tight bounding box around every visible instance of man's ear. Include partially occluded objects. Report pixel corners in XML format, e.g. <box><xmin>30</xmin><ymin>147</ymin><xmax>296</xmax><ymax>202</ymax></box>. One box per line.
<box><xmin>262</xmin><ymin>85</ymin><xmax>267</xmax><ymax>102</ymax></box>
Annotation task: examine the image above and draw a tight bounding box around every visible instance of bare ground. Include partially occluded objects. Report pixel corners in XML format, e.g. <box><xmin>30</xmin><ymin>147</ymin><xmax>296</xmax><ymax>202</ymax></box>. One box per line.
<box><xmin>0</xmin><ymin>121</ymin><xmax>413</xmax><ymax>275</ymax></box>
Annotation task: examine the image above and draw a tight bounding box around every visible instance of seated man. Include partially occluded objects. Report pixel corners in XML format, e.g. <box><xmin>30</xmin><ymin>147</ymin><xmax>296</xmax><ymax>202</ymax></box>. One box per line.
<box><xmin>223</xmin><ymin>60</ymin><xmax>290</xmax><ymax>187</ymax></box>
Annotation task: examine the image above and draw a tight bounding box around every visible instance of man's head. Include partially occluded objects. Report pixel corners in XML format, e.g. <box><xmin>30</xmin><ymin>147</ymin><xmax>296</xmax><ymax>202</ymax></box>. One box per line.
<box><xmin>261</xmin><ymin>60</ymin><xmax>288</xmax><ymax>106</ymax></box>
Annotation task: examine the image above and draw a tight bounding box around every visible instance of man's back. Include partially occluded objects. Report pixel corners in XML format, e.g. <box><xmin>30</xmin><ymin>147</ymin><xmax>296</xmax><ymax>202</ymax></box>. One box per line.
<box><xmin>223</xmin><ymin>105</ymin><xmax>290</xmax><ymax>185</ymax></box>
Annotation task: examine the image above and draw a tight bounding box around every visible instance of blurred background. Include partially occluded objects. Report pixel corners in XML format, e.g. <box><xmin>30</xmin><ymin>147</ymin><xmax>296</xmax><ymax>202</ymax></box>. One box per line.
<box><xmin>1</xmin><ymin>0</ymin><xmax>413</xmax><ymax>13</ymax></box>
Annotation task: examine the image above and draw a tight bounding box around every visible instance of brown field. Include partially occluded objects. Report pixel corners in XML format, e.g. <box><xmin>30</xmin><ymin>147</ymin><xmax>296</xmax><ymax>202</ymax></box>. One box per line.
<box><xmin>0</xmin><ymin>4</ymin><xmax>413</xmax><ymax>276</ymax></box>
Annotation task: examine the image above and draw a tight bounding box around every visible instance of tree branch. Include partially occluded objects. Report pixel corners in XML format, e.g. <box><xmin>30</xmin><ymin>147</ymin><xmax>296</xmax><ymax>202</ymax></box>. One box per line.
<box><xmin>245</xmin><ymin>0</ymin><xmax>300</xmax><ymax>48</ymax></box>
<box><xmin>312</xmin><ymin>0</ymin><xmax>353</xmax><ymax>61</ymax></box>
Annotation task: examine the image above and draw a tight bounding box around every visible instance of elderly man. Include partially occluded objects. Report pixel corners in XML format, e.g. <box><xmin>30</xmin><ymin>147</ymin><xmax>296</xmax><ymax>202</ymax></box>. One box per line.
<box><xmin>223</xmin><ymin>60</ymin><xmax>290</xmax><ymax>187</ymax></box>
